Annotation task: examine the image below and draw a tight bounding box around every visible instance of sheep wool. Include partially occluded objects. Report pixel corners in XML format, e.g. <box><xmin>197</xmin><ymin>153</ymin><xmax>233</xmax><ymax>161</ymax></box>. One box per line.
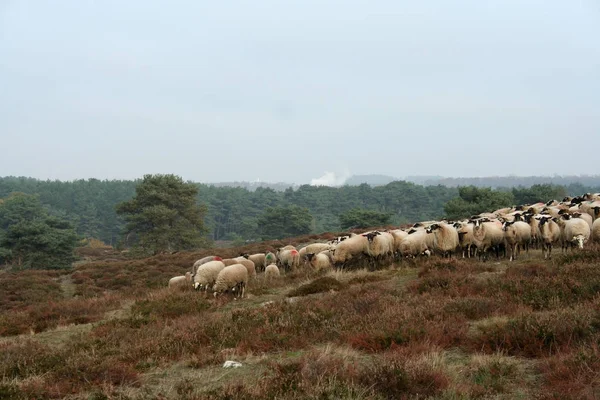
<box><xmin>264</xmin><ymin>264</ymin><xmax>280</xmax><ymax>280</ymax></box>
<box><xmin>169</xmin><ymin>272</ymin><xmax>192</xmax><ymax>288</ymax></box>
<box><xmin>194</xmin><ymin>261</ymin><xmax>226</xmax><ymax>291</ymax></box>
<box><xmin>213</xmin><ymin>264</ymin><xmax>249</xmax><ymax>298</ymax></box>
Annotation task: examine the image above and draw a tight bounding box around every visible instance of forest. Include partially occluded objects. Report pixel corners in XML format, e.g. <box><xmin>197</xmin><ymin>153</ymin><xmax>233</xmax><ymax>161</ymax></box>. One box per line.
<box><xmin>0</xmin><ymin>176</ymin><xmax>598</xmax><ymax>247</ymax></box>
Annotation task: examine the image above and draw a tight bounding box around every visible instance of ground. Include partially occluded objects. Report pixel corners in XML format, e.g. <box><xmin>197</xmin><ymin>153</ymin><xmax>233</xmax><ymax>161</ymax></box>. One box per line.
<box><xmin>1</xmin><ymin>245</ymin><xmax>600</xmax><ymax>399</ymax></box>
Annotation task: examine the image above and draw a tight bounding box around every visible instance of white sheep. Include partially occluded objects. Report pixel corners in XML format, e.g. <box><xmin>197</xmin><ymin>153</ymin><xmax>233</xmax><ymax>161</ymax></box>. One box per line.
<box><xmin>453</xmin><ymin>221</ymin><xmax>476</xmax><ymax>258</ymax></box>
<box><xmin>168</xmin><ymin>271</ymin><xmax>192</xmax><ymax>288</ymax></box>
<box><xmin>425</xmin><ymin>223</ymin><xmax>459</xmax><ymax>258</ymax></box>
<box><xmin>244</xmin><ymin>253</ymin><xmax>266</xmax><ymax>272</ymax></box>
<box><xmin>331</xmin><ymin>234</ymin><xmax>369</xmax><ymax>268</ymax></box>
<box><xmin>221</xmin><ymin>258</ymin><xmax>239</xmax><ymax>266</ymax></box>
<box><xmin>234</xmin><ymin>257</ymin><xmax>257</xmax><ymax>279</ymax></box>
<box><xmin>573</xmin><ymin>212</ymin><xmax>593</xmax><ymax>230</ymax></box>
<box><xmin>593</xmin><ymin>218</ymin><xmax>600</xmax><ymax>243</ymax></box>
<box><xmin>472</xmin><ymin>219</ymin><xmax>505</xmax><ymax>260</ymax></box>
<box><xmin>306</xmin><ymin>252</ymin><xmax>332</xmax><ymax>272</ymax></box>
<box><xmin>362</xmin><ymin>231</ymin><xmax>394</xmax><ymax>266</ymax></box>
<box><xmin>264</xmin><ymin>264</ymin><xmax>280</xmax><ymax>280</ymax></box>
<box><xmin>264</xmin><ymin>251</ymin><xmax>278</xmax><ymax>267</ymax></box>
<box><xmin>193</xmin><ymin>260</ymin><xmax>226</xmax><ymax>291</ymax></box>
<box><xmin>558</xmin><ymin>215</ymin><xmax>591</xmax><ymax>250</ymax></box>
<box><xmin>398</xmin><ymin>228</ymin><xmax>430</xmax><ymax>258</ymax></box>
<box><xmin>192</xmin><ymin>256</ymin><xmax>222</xmax><ymax>269</ymax></box>
<box><xmin>213</xmin><ymin>264</ymin><xmax>249</xmax><ymax>298</ymax></box>
<box><xmin>276</xmin><ymin>248</ymin><xmax>300</xmax><ymax>272</ymax></box>
<box><xmin>390</xmin><ymin>229</ymin><xmax>408</xmax><ymax>259</ymax></box>
<box><xmin>537</xmin><ymin>216</ymin><xmax>561</xmax><ymax>259</ymax></box>
<box><xmin>502</xmin><ymin>220</ymin><xmax>532</xmax><ymax>261</ymax></box>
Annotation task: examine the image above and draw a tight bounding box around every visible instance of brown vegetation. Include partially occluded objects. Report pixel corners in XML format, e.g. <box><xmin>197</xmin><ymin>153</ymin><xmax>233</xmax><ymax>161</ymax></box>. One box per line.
<box><xmin>1</xmin><ymin>243</ymin><xmax>600</xmax><ymax>398</ymax></box>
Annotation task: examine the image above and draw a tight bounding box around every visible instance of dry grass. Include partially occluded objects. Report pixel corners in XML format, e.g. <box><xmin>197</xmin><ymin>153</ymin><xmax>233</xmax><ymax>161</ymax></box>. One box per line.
<box><xmin>1</xmin><ymin>243</ymin><xmax>600</xmax><ymax>398</ymax></box>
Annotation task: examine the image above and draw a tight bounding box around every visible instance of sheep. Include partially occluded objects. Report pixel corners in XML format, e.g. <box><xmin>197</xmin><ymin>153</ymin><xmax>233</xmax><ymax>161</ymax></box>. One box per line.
<box><xmin>502</xmin><ymin>221</ymin><xmax>532</xmax><ymax>261</ymax></box>
<box><xmin>243</xmin><ymin>253</ymin><xmax>266</xmax><ymax>272</ymax></box>
<box><xmin>193</xmin><ymin>260</ymin><xmax>226</xmax><ymax>291</ymax></box>
<box><xmin>425</xmin><ymin>223</ymin><xmax>459</xmax><ymax>258</ymax></box>
<box><xmin>332</xmin><ymin>234</ymin><xmax>369</xmax><ymax>268</ymax></box>
<box><xmin>264</xmin><ymin>264</ymin><xmax>280</xmax><ymax>280</ymax></box>
<box><xmin>303</xmin><ymin>243</ymin><xmax>331</xmax><ymax>255</ymax></box>
<box><xmin>221</xmin><ymin>258</ymin><xmax>239</xmax><ymax>266</ymax></box>
<box><xmin>234</xmin><ymin>257</ymin><xmax>257</xmax><ymax>279</ymax></box>
<box><xmin>453</xmin><ymin>221</ymin><xmax>476</xmax><ymax>258</ymax></box>
<box><xmin>472</xmin><ymin>219</ymin><xmax>505</xmax><ymax>260</ymax></box>
<box><xmin>213</xmin><ymin>264</ymin><xmax>249</xmax><ymax>299</ymax></box>
<box><xmin>573</xmin><ymin>212</ymin><xmax>593</xmax><ymax>230</ymax></box>
<box><xmin>390</xmin><ymin>229</ymin><xmax>409</xmax><ymax>259</ymax></box>
<box><xmin>276</xmin><ymin>248</ymin><xmax>300</xmax><ymax>272</ymax></box>
<box><xmin>558</xmin><ymin>215</ymin><xmax>591</xmax><ymax>250</ymax></box>
<box><xmin>192</xmin><ymin>256</ymin><xmax>222</xmax><ymax>268</ymax></box>
<box><xmin>306</xmin><ymin>252</ymin><xmax>332</xmax><ymax>272</ymax></box>
<box><xmin>362</xmin><ymin>231</ymin><xmax>395</xmax><ymax>267</ymax></box>
<box><xmin>521</xmin><ymin>212</ymin><xmax>541</xmax><ymax>249</ymax></box>
<box><xmin>192</xmin><ymin>256</ymin><xmax>223</xmax><ymax>275</ymax></box>
<box><xmin>593</xmin><ymin>218</ymin><xmax>600</xmax><ymax>243</ymax></box>
<box><xmin>537</xmin><ymin>216</ymin><xmax>561</xmax><ymax>259</ymax></box>
<box><xmin>398</xmin><ymin>228</ymin><xmax>430</xmax><ymax>258</ymax></box>
<box><xmin>264</xmin><ymin>252</ymin><xmax>278</xmax><ymax>267</ymax></box>
<box><xmin>280</xmin><ymin>245</ymin><xmax>296</xmax><ymax>251</ymax></box>
<box><xmin>169</xmin><ymin>271</ymin><xmax>192</xmax><ymax>288</ymax></box>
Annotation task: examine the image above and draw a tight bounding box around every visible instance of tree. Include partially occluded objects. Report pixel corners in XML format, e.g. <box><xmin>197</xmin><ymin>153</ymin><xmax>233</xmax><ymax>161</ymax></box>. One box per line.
<box><xmin>512</xmin><ymin>184</ymin><xmax>567</xmax><ymax>205</ymax></box>
<box><xmin>257</xmin><ymin>205</ymin><xmax>312</xmax><ymax>240</ymax></box>
<box><xmin>116</xmin><ymin>174</ymin><xmax>208</xmax><ymax>255</ymax></box>
<box><xmin>444</xmin><ymin>186</ymin><xmax>514</xmax><ymax>220</ymax></box>
<box><xmin>339</xmin><ymin>208</ymin><xmax>392</xmax><ymax>230</ymax></box>
<box><xmin>0</xmin><ymin>193</ymin><xmax>78</xmax><ymax>269</ymax></box>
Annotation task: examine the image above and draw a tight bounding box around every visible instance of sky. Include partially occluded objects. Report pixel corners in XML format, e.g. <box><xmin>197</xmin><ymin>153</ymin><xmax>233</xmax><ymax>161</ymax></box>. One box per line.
<box><xmin>1</xmin><ymin>1</ymin><xmax>599</xmax><ymax>185</ymax></box>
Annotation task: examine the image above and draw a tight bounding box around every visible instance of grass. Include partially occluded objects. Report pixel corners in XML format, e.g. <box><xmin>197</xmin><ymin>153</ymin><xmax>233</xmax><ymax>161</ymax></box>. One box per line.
<box><xmin>1</xmin><ymin>245</ymin><xmax>600</xmax><ymax>398</ymax></box>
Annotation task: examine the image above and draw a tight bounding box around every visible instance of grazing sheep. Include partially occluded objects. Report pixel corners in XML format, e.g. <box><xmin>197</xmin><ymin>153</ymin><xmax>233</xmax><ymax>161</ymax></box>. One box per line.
<box><xmin>280</xmin><ymin>245</ymin><xmax>296</xmax><ymax>251</ymax></box>
<box><xmin>303</xmin><ymin>243</ymin><xmax>331</xmax><ymax>255</ymax></box>
<box><xmin>472</xmin><ymin>219</ymin><xmax>505</xmax><ymax>260</ymax></box>
<box><xmin>537</xmin><ymin>216</ymin><xmax>561</xmax><ymax>259</ymax></box>
<box><xmin>306</xmin><ymin>252</ymin><xmax>332</xmax><ymax>272</ymax></box>
<box><xmin>192</xmin><ymin>256</ymin><xmax>223</xmax><ymax>274</ymax></box>
<box><xmin>398</xmin><ymin>228</ymin><xmax>430</xmax><ymax>258</ymax></box>
<box><xmin>276</xmin><ymin>248</ymin><xmax>300</xmax><ymax>272</ymax></box>
<box><xmin>264</xmin><ymin>252</ymin><xmax>278</xmax><ymax>267</ymax></box>
<box><xmin>213</xmin><ymin>264</ymin><xmax>249</xmax><ymax>298</ymax></box>
<box><xmin>243</xmin><ymin>253</ymin><xmax>266</xmax><ymax>272</ymax></box>
<box><xmin>332</xmin><ymin>234</ymin><xmax>369</xmax><ymax>268</ymax></box>
<box><xmin>502</xmin><ymin>221</ymin><xmax>532</xmax><ymax>261</ymax></box>
<box><xmin>558</xmin><ymin>215</ymin><xmax>591</xmax><ymax>250</ymax></box>
<box><xmin>264</xmin><ymin>264</ymin><xmax>280</xmax><ymax>280</ymax></box>
<box><xmin>193</xmin><ymin>261</ymin><xmax>226</xmax><ymax>291</ymax></box>
<box><xmin>221</xmin><ymin>258</ymin><xmax>239</xmax><ymax>266</ymax></box>
<box><xmin>234</xmin><ymin>257</ymin><xmax>257</xmax><ymax>279</ymax></box>
<box><xmin>169</xmin><ymin>272</ymin><xmax>192</xmax><ymax>288</ymax></box>
<box><xmin>425</xmin><ymin>223</ymin><xmax>459</xmax><ymax>258</ymax></box>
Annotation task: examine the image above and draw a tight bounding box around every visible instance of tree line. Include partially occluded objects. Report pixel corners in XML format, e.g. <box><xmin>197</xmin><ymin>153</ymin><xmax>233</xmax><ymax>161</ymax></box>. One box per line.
<box><xmin>0</xmin><ymin>175</ymin><xmax>598</xmax><ymax>268</ymax></box>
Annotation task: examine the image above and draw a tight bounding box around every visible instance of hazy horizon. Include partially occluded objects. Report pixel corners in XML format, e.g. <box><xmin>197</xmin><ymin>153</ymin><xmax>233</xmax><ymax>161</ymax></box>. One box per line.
<box><xmin>2</xmin><ymin>1</ymin><xmax>599</xmax><ymax>185</ymax></box>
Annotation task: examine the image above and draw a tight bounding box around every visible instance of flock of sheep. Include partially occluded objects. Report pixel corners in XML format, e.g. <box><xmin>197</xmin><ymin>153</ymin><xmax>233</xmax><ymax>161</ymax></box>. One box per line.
<box><xmin>168</xmin><ymin>192</ymin><xmax>600</xmax><ymax>298</ymax></box>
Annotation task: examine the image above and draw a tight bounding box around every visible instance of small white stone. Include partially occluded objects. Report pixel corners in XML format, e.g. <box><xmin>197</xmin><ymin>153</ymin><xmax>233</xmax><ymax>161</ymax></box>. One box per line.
<box><xmin>223</xmin><ymin>360</ymin><xmax>243</xmax><ymax>368</ymax></box>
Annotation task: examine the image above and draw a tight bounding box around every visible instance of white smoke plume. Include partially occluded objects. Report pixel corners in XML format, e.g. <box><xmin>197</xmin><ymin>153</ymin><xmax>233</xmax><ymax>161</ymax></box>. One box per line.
<box><xmin>310</xmin><ymin>169</ymin><xmax>351</xmax><ymax>187</ymax></box>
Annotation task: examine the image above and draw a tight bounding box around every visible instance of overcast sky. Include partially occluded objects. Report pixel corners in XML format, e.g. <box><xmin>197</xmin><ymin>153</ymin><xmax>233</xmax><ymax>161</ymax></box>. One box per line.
<box><xmin>1</xmin><ymin>1</ymin><xmax>599</xmax><ymax>185</ymax></box>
